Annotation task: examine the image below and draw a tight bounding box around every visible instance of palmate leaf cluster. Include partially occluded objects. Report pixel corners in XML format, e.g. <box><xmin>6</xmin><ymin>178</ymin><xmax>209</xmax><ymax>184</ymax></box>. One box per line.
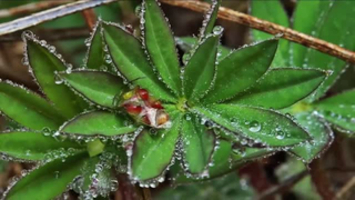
<box><xmin>0</xmin><ymin>0</ymin><xmax>354</xmax><ymax>199</ymax></box>
<box><xmin>250</xmin><ymin>0</ymin><xmax>355</xmax><ymax>156</ymax></box>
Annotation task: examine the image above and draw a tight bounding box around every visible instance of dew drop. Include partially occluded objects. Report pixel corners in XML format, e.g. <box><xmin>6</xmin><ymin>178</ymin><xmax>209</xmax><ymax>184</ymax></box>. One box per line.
<box><xmin>212</xmin><ymin>26</ymin><xmax>224</xmax><ymax>35</ymax></box>
<box><xmin>42</xmin><ymin>127</ymin><xmax>51</xmax><ymax>136</ymax></box>
<box><xmin>275</xmin><ymin>129</ymin><xmax>285</xmax><ymax>140</ymax></box>
<box><xmin>49</xmin><ymin>46</ymin><xmax>56</xmax><ymax>53</ymax></box>
<box><xmin>182</xmin><ymin>53</ymin><xmax>191</xmax><ymax>65</ymax></box>
<box><xmin>104</xmin><ymin>54</ymin><xmax>112</xmax><ymax>64</ymax></box>
<box><xmin>185</xmin><ymin>114</ymin><xmax>192</xmax><ymax>121</ymax></box>
<box><xmin>54</xmin><ymin>171</ymin><xmax>60</xmax><ymax>179</ymax></box>
<box><xmin>248</xmin><ymin>120</ymin><xmax>261</xmax><ymax>132</ymax></box>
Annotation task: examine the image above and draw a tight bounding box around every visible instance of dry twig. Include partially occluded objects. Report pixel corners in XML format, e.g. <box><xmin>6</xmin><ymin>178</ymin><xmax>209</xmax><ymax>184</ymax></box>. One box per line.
<box><xmin>161</xmin><ymin>0</ymin><xmax>355</xmax><ymax>64</ymax></box>
<box><xmin>0</xmin><ymin>0</ymin><xmax>116</xmax><ymax>37</ymax></box>
<box><xmin>0</xmin><ymin>1</ymin><xmax>74</xmax><ymax>18</ymax></box>
<box><xmin>81</xmin><ymin>9</ymin><xmax>97</xmax><ymax>30</ymax></box>
<box><xmin>336</xmin><ymin>176</ymin><xmax>355</xmax><ymax>200</ymax></box>
<box><xmin>309</xmin><ymin>159</ymin><xmax>336</xmax><ymax>200</ymax></box>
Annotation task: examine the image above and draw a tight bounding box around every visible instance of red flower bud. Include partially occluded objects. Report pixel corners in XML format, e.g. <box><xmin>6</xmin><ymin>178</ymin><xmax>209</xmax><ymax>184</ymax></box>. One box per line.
<box><xmin>124</xmin><ymin>104</ymin><xmax>142</xmax><ymax>114</ymax></box>
<box><xmin>151</xmin><ymin>100</ymin><xmax>163</xmax><ymax>109</ymax></box>
<box><xmin>137</xmin><ymin>88</ymin><xmax>149</xmax><ymax>101</ymax></box>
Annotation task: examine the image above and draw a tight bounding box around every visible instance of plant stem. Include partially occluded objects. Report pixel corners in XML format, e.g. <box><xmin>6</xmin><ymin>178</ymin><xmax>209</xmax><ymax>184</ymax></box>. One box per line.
<box><xmin>142</xmin><ymin>188</ymin><xmax>152</xmax><ymax>200</ymax></box>
<box><xmin>309</xmin><ymin>159</ymin><xmax>336</xmax><ymax>200</ymax></box>
<box><xmin>336</xmin><ymin>176</ymin><xmax>355</xmax><ymax>199</ymax></box>
<box><xmin>81</xmin><ymin>9</ymin><xmax>97</xmax><ymax>30</ymax></box>
<box><xmin>116</xmin><ymin>174</ymin><xmax>139</xmax><ymax>200</ymax></box>
<box><xmin>160</xmin><ymin>0</ymin><xmax>355</xmax><ymax>64</ymax></box>
<box><xmin>0</xmin><ymin>0</ymin><xmax>116</xmax><ymax>36</ymax></box>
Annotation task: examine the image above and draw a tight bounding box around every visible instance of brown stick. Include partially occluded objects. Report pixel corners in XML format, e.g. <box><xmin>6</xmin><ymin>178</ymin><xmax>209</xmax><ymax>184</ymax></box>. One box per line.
<box><xmin>257</xmin><ymin>170</ymin><xmax>308</xmax><ymax>200</ymax></box>
<box><xmin>336</xmin><ymin>176</ymin><xmax>355</xmax><ymax>199</ymax></box>
<box><xmin>309</xmin><ymin>159</ymin><xmax>336</xmax><ymax>200</ymax></box>
<box><xmin>0</xmin><ymin>0</ymin><xmax>116</xmax><ymax>37</ymax></box>
<box><xmin>0</xmin><ymin>1</ymin><xmax>74</xmax><ymax>18</ymax></box>
<box><xmin>142</xmin><ymin>188</ymin><xmax>152</xmax><ymax>200</ymax></box>
<box><xmin>160</xmin><ymin>0</ymin><xmax>355</xmax><ymax>64</ymax></box>
<box><xmin>81</xmin><ymin>9</ymin><xmax>97</xmax><ymax>30</ymax></box>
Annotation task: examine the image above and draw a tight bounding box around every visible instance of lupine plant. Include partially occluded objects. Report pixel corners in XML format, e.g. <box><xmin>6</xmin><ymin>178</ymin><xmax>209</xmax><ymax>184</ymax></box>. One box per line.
<box><xmin>0</xmin><ymin>0</ymin><xmax>354</xmax><ymax>199</ymax></box>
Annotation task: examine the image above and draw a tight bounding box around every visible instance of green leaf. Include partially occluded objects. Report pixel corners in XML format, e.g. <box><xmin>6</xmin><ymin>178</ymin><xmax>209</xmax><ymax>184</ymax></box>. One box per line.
<box><xmin>176</xmin><ymin>37</ymin><xmax>231</xmax><ymax>61</ymax></box>
<box><xmin>25</xmin><ymin>36</ymin><xmax>87</xmax><ymax>119</ymax></box>
<box><xmin>102</xmin><ymin>22</ymin><xmax>176</xmax><ymax>103</ymax></box>
<box><xmin>251</xmin><ymin>0</ymin><xmax>290</xmax><ymax>67</ymax></box>
<box><xmin>181</xmin><ymin>114</ymin><xmax>216</xmax><ymax>174</ymax></box>
<box><xmin>290</xmin><ymin>113</ymin><xmax>333</xmax><ymax>163</ymax></box>
<box><xmin>229</xmin><ymin>68</ymin><xmax>326</xmax><ymax>109</ymax></box>
<box><xmin>131</xmin><ymin>114</ymin><xmax>182</xmax><ymax>181</ymax></box>
<box><xmin>183</xmin><ymin>35</ymin><xmax>219</xmax><ymax>103</ymax></box>
<box><xmin>203</xmin><ymin>40</ymin><xmax>278</xmax><ymax>104</ymax></box>
<box><xmin>157</xmin><ymin>173</ymin><xmax>255</xmax><ymax>200</ymax></box>
<box><xmin>200</xmin><ymin>0</ymin><xmax>221</xmax><ymax>38</ymax></box>
<box><xmin>314</xmin><ymin>90</ymin><xmax>355</xmax><ymax>134</ymax></box>
<box><xmin>0</xmin><ymin>131</ymin><xmax>84</xmax><ymax>161</ymax></box>
<box><xmin>0</xmin><ymin>81</ymin><xmax>64</xmax><ymax>130</ymax></box>
<box><xmin>143</xmin><ymin>0</ymin><xmax>181</xmax><ymax>96</ymax></box>
<box><xmin>172</xmin><ymin>139</ymin><xmax>275</xmax><ymax>183</ymax></box>
<box><xmin>294</xmin><ymin>1</ymin><xmax>355</xmax><ymax>100</ymax></box>
<box><xmin>77</xmin><ymin>156</ymin><xmax>114</xmax><ymax>198</ymax></box>
<box><xmin>292</xmin><ymin>0</ymin><xmax>330</xmax><ymax>67</ymax></box>
<box><xmin>85</xmin><ymin>23</ymin><xmax>108</xmax><ymax>70</ymax></box>
<box><xmin>195</xmin><ymin>105</ymin><xmax>310</xmax><ymax>147</ymax></box>
<box><xmin>60</xmin><ymin>111</ymin><xmax>136</xmax><ymax>137</ymax></box>
<box><xmin>5</xmin><ymin>152</ymin><xmax>89</xmax><ymax>200</ymax></box>
<box><xmin>59</xmin><ymin>70</ymin><xmax>127</xmax><ymax>108</ymax></box>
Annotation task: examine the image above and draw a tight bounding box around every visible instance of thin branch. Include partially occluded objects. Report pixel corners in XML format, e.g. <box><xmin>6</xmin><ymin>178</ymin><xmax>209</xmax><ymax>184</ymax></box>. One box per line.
<box><xmin>257</xmin><ymin>170</ymin><xmax>308</xmax><ymax>200</ymax></box>
<box><xmin>336</xmin><ymin>176</ymin><xmax>355</xmax><ymax>200</ymax></box>
<box><xmin>81</xmin><ymin>9</ymin><xmax>97</xmax><ymax>30</ymax></box>
<box><xmin>0</xmin><ymin>0</ymin><xmax>116</xmax><ymax>37</ymax></box>
<box><xmin>160</xmin><ymin>0</ymin><xmax>355</xmax><ymax>64</ymax></box>
<box><xmin>0</xmin><ymin>1</ymin><xmax>73</xmax><ymax>18</ymax></box>
<box><xmin>309</xmin><ymin>159</ymin><xmax>336</xmax><ymax>200</ymax></box>
<box><xmin>0</xmin><ymin>27</ymin><xmax>90</xmax><ymax>42</ymax></box>
<box><xmin>142</xmin><ymin>188</ymin><xmax>152</xmax><ymax>200</ymax></box>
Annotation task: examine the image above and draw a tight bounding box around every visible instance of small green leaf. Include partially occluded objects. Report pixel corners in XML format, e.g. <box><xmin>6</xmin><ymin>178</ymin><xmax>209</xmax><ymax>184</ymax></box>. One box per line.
<box><xmin>181</xmin><ymin>114</ymin><xmax>216</xmax><ymax>174</ymax></box>
<box><xmin>200</xmin><ymin>0</ymin><xmax>221</xmax><ymax>38</ymax></box>
<box><xmin>25</xmin><ymin>36</ymin><xmax>87</xmax><ymax>119</ymax></box>
<box><xmin>59</xmin><ymin>70</ymin><xmax>127</xmax><ymax>108</ymax></box>
<box><xmin>0</xmin><ymin>81</ymin><xmax>64</xmax><ymax>130</ymax></box>
<box><xmin>290</xmin><ymin>113</ymin><xmax>333</xmax><ymax>163</ymax></box>
<box><xmin>183</xmin><ymin>35</ymin><xmax>219</xmax><ymax>103</ymax></box>
<box><xmin>229</xmin><ymin>68</ymin><xmax>326</xmax><ymax>109</ymax></box>
<box><xmin>203</xmin><ymin>40</ymin><xmax>278</xmax><ymax>104</ymax></box>
<box><xmin>131</xmin><ymin>114</ymin><xmax>182</xmax><ymax>181</ymax></box>
<box><xmin>195</xmin><ymin>105</ymin><xmax>310</xmax><ymax>147</ymax></box>
<box><xmin>85</xmin><ymin>23</ymin><xmax>109</xmax><ymax>71</ymax></box>
<box><xmin>251</xmin><ymin>0</ymin><xmax>290</xmax><ymax>67</ymax></box>
<box><xmin>176</xmin><ymin>37</ymin><xmax>231</xmax><ymax>61</ymax></box>
<box><xmin>102</xmin><ymin>22</ymin><xmax>176</xmax><ymax>103</ymax></box>
<box><xmin>0</xmin><ymin>131</ymin><xmax>84</xmax><ymax>161</ymax></box>
<box><xmin>172</xmin><ymin>139</ymin><xmax>275</xmax><ymax>183</ymax></box>
<box><xmin>143</xmin><ymin>0</ymin><xmax>181</xmax><ymax>96</ymax></box>
<box><xmin>6</xmin><ymin>152</ymin><xmax>89</xmax><ymax>200</ymax></box>
<box><xmin>87</xmin><ymin>139</ymin><xmax>105</xmax><ymax>157</ymax></box>
<box><xmin>60</xmin><ymin>111</ymin><xmax>136</xmax><ymax>137</ymax></box>
<box><xmin>314</xmin><ymin>90</ymin><xmax>355</xmax><ymax>133</ymax></box>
